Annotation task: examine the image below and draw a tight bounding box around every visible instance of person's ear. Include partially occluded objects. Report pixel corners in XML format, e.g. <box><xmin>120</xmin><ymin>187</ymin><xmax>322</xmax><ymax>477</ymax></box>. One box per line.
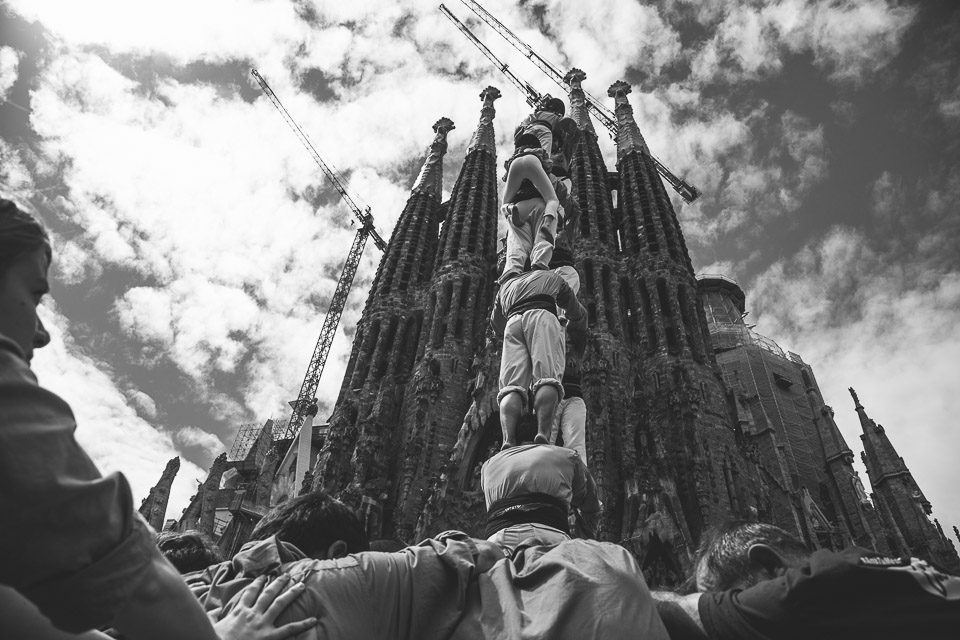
<box><xmin>325</xmin><ymin>540</ymin><xmax>349</xmax><ymax>559</ymax></box>
<box><xmin>747</xmin><ymin>543</ymin><xmax>788</xmax><ymax>578</ymax></box>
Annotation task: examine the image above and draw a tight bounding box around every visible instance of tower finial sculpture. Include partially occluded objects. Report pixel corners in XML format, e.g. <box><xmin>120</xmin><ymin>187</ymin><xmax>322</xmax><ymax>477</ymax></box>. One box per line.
<box><xmin>468</xmin><ymin>86</ymin><xmax>501</xmax><ymax>154</ymax></box>
<box><xmin>412</xmin><ymin>117</ymin><xmax>456</xmax><ymax>196</ymax></box>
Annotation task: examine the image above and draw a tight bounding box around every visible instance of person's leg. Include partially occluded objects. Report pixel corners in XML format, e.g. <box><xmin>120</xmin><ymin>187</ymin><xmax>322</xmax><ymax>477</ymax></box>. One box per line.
<box><xmin>529</xmin><ymin>206</ymin><xmax>561</xmax><ymax>270</ymax></box>
<box><xmin>561</xmin><ymin>396</ymin><xmax>588</xmax><ymax>464</ymax></box>
<box><xmin>524</xmin><ymin>309</ymin><xmax>565</xmax><ymax>442</ymax></box>
<box><xmin>497</xmin><ymin>315</ymin><xmax>531</xmax><ymax>448</ymax></box>
<box><xmin>533</xmin><ymin>384</ymin><xmax>560</xmax><ymax>443</ymax></box>
<box><xmin>498</xmin><ymin>391</ymin><xmax>524</xmax><ymax>450</ymax></box>
<box><xmin>503</xmin><ymin>155</ymin><xmax>559</xmax><ymax>219</ymax></box>
<box><xmin>549</xmin><ymin>397</ymin><xmax>567</xmax><ymax>445</ymax></box>
<box><xmin>500</xmin><ymin>199</ymin><xmax>542</xmax><ymax>283</ymax></box>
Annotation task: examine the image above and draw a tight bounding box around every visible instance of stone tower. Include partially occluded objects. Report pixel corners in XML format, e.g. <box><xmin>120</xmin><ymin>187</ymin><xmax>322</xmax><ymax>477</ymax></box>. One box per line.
<box><xmin>179</xmin><ymin>452</ymin><xmax>228</xmax><ymax>536</ymax></box>
<box><xmin>393</xmin><ymin>86</ymin><xmax>501</xmax><ymax>540</ymax></box>
<box><xmin>312</xmin><ymin>117</ymin><xmax>456</xmax><ymax>536</ymax></box>
<box><xmin>312</xmin><ymin>92</ymin><xmax>503</xmax><ymax>541</ymax></box>
<box><xmin>605</xmin><ymin>79</ymin><xmax>744</xmax><ymax>555</ymax></box>
<box><xmin>852</xmin><ymin>388</ymin><xmax>960</xmax><ymax>571</ymax></box>
<box><xmin>697</xmin><ymin>274</ymin><xmax>886</xmax><ymax>552</ymax></box>
<box><xmin>139</xmin><ymin>456</ymin><xmax>180</xmax><ymax>531</ymax></box>
<box><xmin>299</xmin><ymin>79</ymin><xmax>955</xmax><ymax>584</ymax></box>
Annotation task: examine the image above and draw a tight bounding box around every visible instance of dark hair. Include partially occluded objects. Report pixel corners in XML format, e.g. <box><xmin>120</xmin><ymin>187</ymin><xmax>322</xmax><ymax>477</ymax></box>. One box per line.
<box><xmin>249</xmin><ymin>490</ymin><xmax>368</xmax><ymax>558</ymax></box>
<box><xmin>544</xmin><ymin>97</ymin><xmax>565</xmax><ymax>116</ymax></box>
<box><xmin>156</xmin><ymin>529</ymin><xmax>224</xmax><ymax>574</ymax></box>
<box><xmin>694</xmin><ymin>520</ymin><xmax>810</xmax><ymax>592</ymax></box>
<box><xmin>0</xmin><ymin>199</ymin><xmax>50</xmax><ymax>274</ymax></box>
<box><xmin>369</xmin><ymin>538</ymin><xmax>407</xmax><ymax>553</ymax></box>
<box><xmin>516</xmin><ymin>413</ymin><xmax>539</xmax><ymax>444</ymax></box>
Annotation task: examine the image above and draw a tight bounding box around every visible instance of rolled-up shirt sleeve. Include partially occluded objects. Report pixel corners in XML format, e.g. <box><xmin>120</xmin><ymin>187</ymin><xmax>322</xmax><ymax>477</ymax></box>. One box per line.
<box><xmin>0</xmin><ymin>334</ymin><xmax>156</xmax><ymax>632</ymax></box>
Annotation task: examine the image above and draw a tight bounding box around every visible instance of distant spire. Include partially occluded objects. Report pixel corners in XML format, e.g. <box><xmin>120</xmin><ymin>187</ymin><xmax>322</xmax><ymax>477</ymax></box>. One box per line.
<box><xmin>468</xmin><ymin>86</ymin><xmax>501</xmax><ymax>154</ymax></box>
<box><xmin>849</xmin><ymin>387</ymin><xmax>862</xmax><ymax>409</ymax></box>
<box><xmin>607</xmin><ymin>80</ymin><xmax>650</xmax><ymax>159</ymax></box>
<box><xmin>138</xmin><ymin>456</ymin><xmax>181</xmax><ymax>531</ymax></box>
<box><xmin>564</xmin><ymin>68</ymin><xmax>596</xmax><ymax>136</ymax></box>
<box><xmin>854</xmin><ymin>389</ymin><xmax>911</xmax><ymax>487</ymax></box>
<box><xmin>412</xmin><ymin>117</ymin><xmax>455</xmax><ymax>196</ymax></box>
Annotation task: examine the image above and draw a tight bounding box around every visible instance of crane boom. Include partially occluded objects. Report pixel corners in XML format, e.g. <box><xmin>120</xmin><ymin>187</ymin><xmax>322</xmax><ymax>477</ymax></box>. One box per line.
<box><xmin>251</xmin><ymin>69</ymin><xmax>386</xmax><ymax>250</ymax></box>
<box><xmin>285</xmin><ymin>226</ymin><xmax>369</xmax><ymax>439</ymax></box>
<box><xmin>440</xmin><ymin>5</ymin><xmax>542</xmax><ymax>108</ymax></box>
<box><xmin>455</xmin><ymin>0</ymin><xmax>701</xmax><ymax>203</ymax></box>
<box><xmin>251</xmin><ymin>69</ymin><xmax>385</xmax><ymax>441</ymax></box>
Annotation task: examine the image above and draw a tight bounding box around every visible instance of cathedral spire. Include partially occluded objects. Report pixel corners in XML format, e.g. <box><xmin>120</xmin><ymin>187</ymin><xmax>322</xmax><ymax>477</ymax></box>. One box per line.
<box><xmin>850</xmin><ymin>388</ymin><xmax>960</xmax><ymax>570</ymax></box>
<box><xmin>365</xmin><ymin>119</ymin><xmax>454</xmax><ymax>301</ymax></box>
<box><xmin>607</xmin><ymin>80</ymin><xmax>650</xmax><ymax>159</ymax></box>
<box><xmin>435</xmin><ymin>86</ymin><xmax>500</xmax><ymax>268</ymax></box>
<box><xmin>467</xmin><ymin>86</ymin><xmax>500</xmax><ymax>155</ymax></box>
<box><xmin>139</xmin><ymin>456</ymin><xmax>180</xmax><ymax>531</ymax></box>
<box><xmin>412</xmin><ymin>117</ymin><xmax>455</xmax><ymax>196</ymax></box>
<box><xmin>851</xmin><ymin>387</ymin><xmax>909</xmax><ymax>485</ymax></box>
<box><xmin>563</xmin><ymin>68</ymin><xmax>596</xmax><ymax>136</ymax></box>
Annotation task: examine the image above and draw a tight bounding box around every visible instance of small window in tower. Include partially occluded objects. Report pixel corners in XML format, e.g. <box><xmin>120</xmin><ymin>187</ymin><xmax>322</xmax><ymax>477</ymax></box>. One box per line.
<box><xmin>654</xmin><ymin>372</ymin><xmax>661</xmax><ymax>390</ymax></box>
<box><xmin>773</xmin><ymin>373</ymin><xmax>794</xmax><ymax>389</ymax></box>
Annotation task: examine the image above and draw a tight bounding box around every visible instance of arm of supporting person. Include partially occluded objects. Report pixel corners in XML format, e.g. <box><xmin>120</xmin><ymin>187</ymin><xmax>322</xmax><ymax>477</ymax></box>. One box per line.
<box><xmin>490</xmin><ymin>294</ymin><xmax>507</xmax><ymax>336</ymax></box>
<box><xmin>570</xmin><ymin>454</ymin><xmax>602</xmax><ymax>538</ymax></box>
<box><xmin>650</xmin><ymin>592</ymin><xmax>709</xmax><ymax>640</ymax></box>
<box><xmin>555</xmin><ymin>282</ymin><xmax>587</xmax><ymax>356</ymax></box>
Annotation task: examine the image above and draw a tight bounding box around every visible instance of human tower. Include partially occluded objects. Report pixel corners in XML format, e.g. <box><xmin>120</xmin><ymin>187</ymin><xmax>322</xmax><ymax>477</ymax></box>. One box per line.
<box><xmin>481</xmin><ymin>96</ymin><xmax>601</xmax><ymax>551</ymax></box>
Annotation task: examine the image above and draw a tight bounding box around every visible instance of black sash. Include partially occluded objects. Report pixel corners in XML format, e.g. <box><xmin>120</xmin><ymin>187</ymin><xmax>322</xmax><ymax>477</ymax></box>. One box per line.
<box><xmin>484</xmin><ymin>492</ymin><xmax>570</xmax><ymax>538</ymax></box>
<box><xmin>506</xmin><ymin>294</ymin><xmax>557</xmax><ymax>319</ymax></box>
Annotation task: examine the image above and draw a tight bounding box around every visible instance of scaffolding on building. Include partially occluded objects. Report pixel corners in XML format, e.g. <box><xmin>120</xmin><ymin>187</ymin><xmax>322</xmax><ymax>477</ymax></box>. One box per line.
<box><xmin>228</xmin><ymin>423</ymin><xmax>264</xmax><ymax>462</ymax></box>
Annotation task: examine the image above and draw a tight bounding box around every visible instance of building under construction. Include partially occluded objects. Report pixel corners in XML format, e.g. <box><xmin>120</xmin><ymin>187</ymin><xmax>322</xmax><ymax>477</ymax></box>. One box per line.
<box><xmin>144</xmin><ymin>76</ymin><xmax>959</xmax><ymax>581</ymax></box>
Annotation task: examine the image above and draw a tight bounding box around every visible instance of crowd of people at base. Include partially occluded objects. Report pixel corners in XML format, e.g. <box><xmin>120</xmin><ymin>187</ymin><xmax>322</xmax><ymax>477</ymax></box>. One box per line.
<box><xmin>2</xmin><ymin>94</ymin><xmax>960</xmax><ymax>640</ymax></box>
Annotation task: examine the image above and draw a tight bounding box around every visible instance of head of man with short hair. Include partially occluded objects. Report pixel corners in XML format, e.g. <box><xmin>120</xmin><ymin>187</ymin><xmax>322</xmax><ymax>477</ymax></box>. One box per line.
<box><xmin>544</xmin><ymin>97</ymin><xmax>565</xmax><ymax>117</ymax></box>
<box><xmin>249</xmin><ymin>490</ymin><xmax>369</xmax><ymax>560</ymax></box>
<box><xmin>156</xmin><ymin>529</ymin><xmax>224</xmax><ymax>574</ymax></box>
<box><xmin>694</xmin><ymin>520</ymin><xmax>811</xmax><ymax>592</ymax></box>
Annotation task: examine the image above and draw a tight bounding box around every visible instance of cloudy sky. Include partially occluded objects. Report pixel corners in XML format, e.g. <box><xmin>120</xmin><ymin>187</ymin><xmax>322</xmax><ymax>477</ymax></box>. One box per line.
<box><xmin>2</xmin><ymin>0</ymin><xmax>958</xmax><ymax>539</ymax></box>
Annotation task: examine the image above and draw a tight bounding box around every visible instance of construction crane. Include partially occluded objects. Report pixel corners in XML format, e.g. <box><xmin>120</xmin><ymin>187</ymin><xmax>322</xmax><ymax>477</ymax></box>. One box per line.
<box><xmin>454</xmin><ymin>0</ymin><xmax>702</xmax><ymax>203</ymax></box>
<box><xmin>251</xmin><ymin>69</ymin><xmax>386</xmax><ymax>442</ymax></box>
<box><xmin>440</xmin><ymin>5</ymin><xmax>543</xmax><ymax>109</ymax></box>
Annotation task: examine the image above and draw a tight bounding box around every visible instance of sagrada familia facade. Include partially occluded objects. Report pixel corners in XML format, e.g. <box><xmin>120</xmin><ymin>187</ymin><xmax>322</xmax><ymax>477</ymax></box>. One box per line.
<box><xmin>142</xmin><ymin>72</ymin><xmax>960</xmax><ymax>584</ymax></box>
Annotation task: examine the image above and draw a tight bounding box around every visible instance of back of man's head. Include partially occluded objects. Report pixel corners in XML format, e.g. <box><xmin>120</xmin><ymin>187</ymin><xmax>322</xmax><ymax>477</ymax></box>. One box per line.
<box><xmin>695</xmin><ymin>520</ymin><xmax>810</xmax><ymax>592</ymax></box>
<box><xmin>156</xmin><ymin>529</ymin><xmax>224</xmax><ymax>574</ymax></box>
<box><xmin>250</xmin><ymin>490</ymin><xmax>369</xmax><ymax>559</ymax></box>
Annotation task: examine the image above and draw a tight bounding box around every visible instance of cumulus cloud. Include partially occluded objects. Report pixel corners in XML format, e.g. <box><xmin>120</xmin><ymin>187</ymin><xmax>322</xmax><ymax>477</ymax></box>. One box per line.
<box><xmin>174</xmin><ymin>426</ymin><xmax>226</xmax><ymax>458</ymax></box>
<box><xmin>688</xmin><ymin>0</ymin><xmax>917</xmax><ymax>85</ymax></box>
<box><xmin>0</xmin><ymin>46</ymin><xmax>21</xmax><ymax>99</ymax></box>
<box><xmin>30</xmin><ymin>302</ymin><xmax>209</xmax><ymax>520</ymax></box>
<box><xmin>747</xmin><ymin>215</ymin><xmax>960</xmax><ymax>536</ymax></box>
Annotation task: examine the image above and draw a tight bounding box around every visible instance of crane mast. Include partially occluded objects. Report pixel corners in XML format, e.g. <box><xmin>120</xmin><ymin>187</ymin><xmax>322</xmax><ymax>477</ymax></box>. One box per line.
<box><xmin>440</xmin><ymin>5</ymin><xmax>542</xmax><ymax>109</ymax></box>
<box><xmin>251</xmin><ymin>69</ymin><xmax>386</xmax><ymax>250</ymax></box>
<box><xmin>251</xmin><ymin>69</ymin><xmax>385</xmax><ymax>441</ymax></box>
<box><xmin>455</xmin><ymin>0</ymin><xmax>702</xmax><ymax>203</ymax></box>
